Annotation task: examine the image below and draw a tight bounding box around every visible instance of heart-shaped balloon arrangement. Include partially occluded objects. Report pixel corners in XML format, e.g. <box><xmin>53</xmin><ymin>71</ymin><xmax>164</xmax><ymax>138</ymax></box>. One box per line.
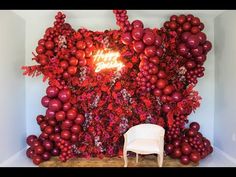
<box><xmin>22</xmin><ymin>10</ymin><xmax>213</xmax><ymax>165</ymax></box>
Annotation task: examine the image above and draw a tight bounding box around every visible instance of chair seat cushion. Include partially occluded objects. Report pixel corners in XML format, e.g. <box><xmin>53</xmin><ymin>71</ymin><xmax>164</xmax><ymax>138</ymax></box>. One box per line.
<box><xmin>126</xmin><ymin>139</ymin><xmax>160</xmax><ymax>154</ymax></box>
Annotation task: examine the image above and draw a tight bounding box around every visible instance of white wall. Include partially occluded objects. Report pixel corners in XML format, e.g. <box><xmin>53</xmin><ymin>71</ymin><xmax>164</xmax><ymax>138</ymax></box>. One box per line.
<box><xmin>19</xmin><ymin>10</ymin><xmax>215</xmax><ymax>142</ymax></box>
<box><xmin>214</xmin><ymin>11</ymin><xmax>236</xmax><ymax>160</ymax></box>
<box><xmin>0</xmin><ymin>11</ymin><xmax>26</xmax><ymax>163</ymax></box>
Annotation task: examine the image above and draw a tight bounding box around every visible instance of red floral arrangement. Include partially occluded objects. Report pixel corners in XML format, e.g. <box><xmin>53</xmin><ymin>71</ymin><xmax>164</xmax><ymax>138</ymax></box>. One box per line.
<box><xmin>23</xmin><ymin>10</ymin><xmax>213</xmax><ymax>165</ymax></box>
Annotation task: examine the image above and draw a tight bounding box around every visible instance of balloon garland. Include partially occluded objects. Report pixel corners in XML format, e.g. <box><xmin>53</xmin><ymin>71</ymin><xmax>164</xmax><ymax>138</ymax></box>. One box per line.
<box><xmin>22</xmin><ymin>10</ymin><xmax>213</xmax><ymax>165</ymax></box>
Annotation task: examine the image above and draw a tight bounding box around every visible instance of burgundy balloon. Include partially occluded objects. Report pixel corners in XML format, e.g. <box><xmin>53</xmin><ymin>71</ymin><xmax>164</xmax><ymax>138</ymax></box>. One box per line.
<box><xmin>61</xmin><ymin>130</ymin><xmax>71</xmax><ymax>140</ymax></box>
<box><xmin>46</xmin><ymin>86</ymin><xmax>59</xmax><ymax>98</ymax></box>
<box><xmin>172</xmin><ymin>148</ymin><xmax>182</xmax><ymax>158</ymax></box>
<box><xmin>48</xmin><ymin>99</ymin><xmax>62</xmax><ymax>112</ymax></box>
<box><xmin>55</xmin><ymin>111</ymin><xmax>66</xmax><ymax>121</ymax></box>
<box><xmin>156</xmin><ymin>79</ymin><xmax>168</xmax><ymax>89</ymax></box>
<box><xmin>42</xmin><ymin>152</ymin><xmax>51</xmax><ymax>161</ymax></box>
<box><xmin>191</xmin><ymin>46</ymin><xmax>203</xmax><ymax>57</ymax></box>
<box><xmin>41</xmin><ymin>96</ymin><xmax>51</xmax><ymax>107</ymax></box>
<box><xmin>173</xmin><ymin>139</ymin><xmax>181</xmax><ymax>147</ymax></box>
<box><xmin>51</xmin><ymin>148</ymin><xmax>60</xmax><ymax>156</ymax></box>
<box><xmin>26</xmin><ymin>135</ymin><xmax>38</xmax><ymax>146</ymax></box>
<box><xmin>163</xmin><ymin>85</ymin><xmax>174</xmax><ymax>95</ymax></box>
<box><xmin>171</xmin><ymin>92</ymin><xmax>183</xmax><ymax>102</ymax></box>
<box><xmin>185</xmin><ymin>60</ymin><xmax>196</xmax><ymax>69</ymax></box>
<box><xmin>196</xmin><ymin>54</ymin><xmax>206</xmax><ymax>63</ymax></box>
<box><xmin>26</xmin><ymin>147</ymin><xmax>34</xmax><ymax>159</ymax></box>
<box><xmin>32</xmin><ymin>155</ymin><xmax>43</xmax><ymax>165</ymax></box>
<box><xmin>67</xmin><ymin>108</ymin><xmax>78</xmax><ymax>120</ymax></box>
<box><xmin>43</xmin><ymin>140</ymin><xmax>53</xmax><ymax>151</ymax></box>
<box><xmin>133</xmin><ymin>41</ymin><xmax>145</xmax><ymax>53</ymax></box>
<box><xmin>61</xmin><ymin>119</ymin><xmax>73</xmax><ymax>130</ymax></box>
<box><xmin>197</xmin><ymin>32</ymin><xmax>206</xmax><ymax>44</ymax></box>
<box><xmin>203</xmin><ymin>41</ymin><xmax>212</xmax><ymax>52</ymax></box>
<box><xmin>181</xmin><ymin>143</ymin><xmax>192</xmax><ymax>155</ymax></box>
<box><xmin>34</xmin><ymin>145</ymin><xmax>45</xmax><ymax>155</ymax></box>
<box><xmin>156</xmin><ymin>48</ymin><xmax>164</xmax><ymax>57</ymax></box>
<box><xmin>132</xmin><ymin>20</ymin><xmax>143</xmax><ymax>28</ymax></box>
<box><xmin>63</xmin><ymin>102</ymin><xmax>72</xmax><ymax>111</ymax></box>
<box><xmin>190</xmin><ymin>122</ymin><xmax>200</xmax><ymax>131</ymax></box>
<box><xmin>144</xmin><ymin>46</ymin><xmax>156</xmax><ymax>57</ymax></box>
<box><xmin>180</xmin><ymin>155</ymin><xmax>190</xmax><ymax>165</ymax></box>
<box><xmin>58</xmin><ymin>89</ymin><xmax>71</xmax><ymax>103</ymax></box>
<box><xmin>153</xmin><ymin>88</ymin><xmax>162</xmax><ymax>97</ymax></box>
<box><xmin>143</xmin><ymin>32</ymin><xmax>155</xmax><ymax>45</ymax></box>
<box><xmin>131</xmin><ymin>27</ymin><xmax>144</xmax><ymax>40</ymax></box>
<box><xmin>165</xmin><ymin>144</ymin><xmax>174</xmax><ymax>154</ymax></box>
<box><xmin>74</xmin><ymin>114</ymin><xmax>85</xmax><ymax>125</ymax></box>
<box><xmin>181</xmin><ymin>32</ymin><xmax>191</xmax><ymax>42</ymax></box>
<box><xmin>162</xmin><ymin>104</ymin><xmax>171</xmax><ymax>113</ymax></box>
<box><xmin>187</xmin><ymin>35</ymin><xmax>200</xmax><ymax>49</ymax></box>
<box><xmin>71</xmin><ymin>125</ymin><xmax>82</xmax><ymax>134</ymax></box>
<box><xmin>178</xmin><ymin>43</ymin><xmax>189</xmax><ymax>56</ymax></box>
<box><xmin>121</xmin><ymin>32</ymin><xmax>132</xmax><ymax>45</ymax></box>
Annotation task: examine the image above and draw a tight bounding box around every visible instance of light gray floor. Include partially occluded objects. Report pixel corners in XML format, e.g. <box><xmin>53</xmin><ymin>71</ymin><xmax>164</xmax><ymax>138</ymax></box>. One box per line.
<box><xmin>1</xmin><ymin>146</ymin><xmax>235</xmax><ymax>167</ymax></box>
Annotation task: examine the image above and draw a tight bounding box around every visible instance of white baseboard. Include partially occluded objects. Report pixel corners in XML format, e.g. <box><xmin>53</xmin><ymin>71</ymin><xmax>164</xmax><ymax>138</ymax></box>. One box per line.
<box><xmin>214</xmin><ymin>146</ymin><xmax>236</xmax><ymax>165</ymax></box>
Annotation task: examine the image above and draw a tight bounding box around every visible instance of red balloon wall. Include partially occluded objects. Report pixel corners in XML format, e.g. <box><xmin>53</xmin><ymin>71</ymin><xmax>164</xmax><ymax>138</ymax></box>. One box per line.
<box><xmin>22</xmin><ymin>10</ymin><xmax>213</xmax><ymax>165</ymax></box>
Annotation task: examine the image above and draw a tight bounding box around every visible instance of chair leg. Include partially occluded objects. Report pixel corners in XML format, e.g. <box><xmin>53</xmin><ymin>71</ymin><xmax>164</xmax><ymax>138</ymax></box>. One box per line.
<box><xmin>123</xmin><ymin>150</ymin><xmax>128</xmax><ymax>167</ymax></box>
<box><xmin>157</xmin><ymin>154</ymin><xmax>163</xmax><ymax>167</ymax></box>
<box><xmin>136</xmin><ymin>153</ymin><xmax>138</xmax><ymax>163</ymax></box>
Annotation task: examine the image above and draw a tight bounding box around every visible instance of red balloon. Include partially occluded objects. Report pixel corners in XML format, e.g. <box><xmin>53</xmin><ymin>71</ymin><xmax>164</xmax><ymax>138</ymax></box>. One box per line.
<box><xmin>121</xmin><ymin>32</ymin><xmax>132</xmax><ymax>45</ymax></box>
<box><xmin>45</xmin><ymin>41</ymin><xmax>54</xmax><ymax>50</ymax></box>
<box><xmin>169</xmin><ymin>21</ymin><xmax>177</xmax><ymax>30</ymax></box>
<box><xmin>183</xmin><ymin>22</ymin><xmax>192</xmax><ymax>31</ymax></box>
<box><xmin>34</xmin><ymin>145</ymin><xmax>45</xmax><ymax>155</ymax></box>
<box><xmin>153</xmin><ymin>88</ymin><xmax>162</xmax><ymax>97</ymax></box>
<box><xmin>181</xmin><ymin>32</ymin><xmax>191</xmax><ymax>42</ymax></box>
<box><xmin>150</xmin><ymin>75</ymin><xmax>158</xmax><ymax>84</ymax></box>
<box><xmin>181</xmin><ymin>143</ymin><xmax>192</xmax><ymax>155</ymax></box>
<box><xmin>48</xmin><ymin>99</ymin><xmax>62</xmax><ymax>112</ymax></box>
<box><xmin>63</xmin><ymin>102</ymin><xmax>72</xmax><ymax>111</ymax></box>
<box><xmin>163</xmin><ymin>85</ymin><xmax>174</xmax><ymax>95</ymax></box>
<box><xmin>190</xmin><ymin>152</ymin><xmax>201</xmax><ymax>163</ymax></box>
<box><xmin>156</xmin><ymin>79</ymin><xmax>168</xmax><ymax>89</ymax></box>
<box><xmin>203</xmin><ymin>41</ymin><xmax>212</xmax><ymax>52</ymax></box>
<box><xmin>71</xmin><ymin>125</ymin><xmax>82</xmax><ymax>134</ymax></box>
<box><xmin>61</xmin><ymin>130</ymin><xmax>71</xmax><ymax>140</ymax></box>
<box><xmin>42</xmin><ymin>152</ymin><xmax>51</xmax><ymax>161</ymax></box>
<box><xmin>61</xmin><ymin>119</ymin><xmax>73</xmax><ymax>130</ymax></box>
<box><xmin>41</xmin><ymin>96</ymin><xmax>51</xmax><ymax>107</ymax></box>
<box><xmin>149</xmin><ymin>56</ymin><xmax>160</xmax><ymax>65</ymax></box>
<box><xmin>44</xmin><ymin>126</ymin><xmax>54</xmax><ymax>135</ymax></box>
<box><xmin>172</xmin><ymin>148</ymin><xmax>182</xmax><ymax>158</ymax></box>
<box><xmin>190</xmin><ymin>122</ymin><xmax>200</xmax><ymax>131</ymax></box>
<box><xmin>36</xmin><ymin>45</ymin><xmax>45</xmax><ymax>54</ymax></box>
<box><xmin>51</xmin><ymin>148</ymin><xmax>60</xmax><ymax>156</ymax></box>
<box><xmin>36</xmin><ymin>115</ymin><xmax>44</xmax><ymax>124</ymax></box>
<box><xmin>144</xmin><ymin>46</ymin><xmax>156</xmax><ymax>57</ymax></box>
<box><xmin>131</xmin><ymin>27</ymin><xmax>144</xmax><ymax>40</ymax></box>
<box><xmin>132</xmin><ymin>20</ymin><xmax>143</xmax><ymax>28</ymax></box>
<box><xmin>162</xmin><ymin>104</ymin><xmax>171</xmax><ymax>113</ymax></box>
<box><xmin>196</xmin><ymin>32</ymin><xmax>206</xmax><ymax>44</ymax></box>
<box><xmin>26</xmin><ymin>147</ymin><xmax>34</xmax><ymax>159</ymax></box>
<box><xmin>165</xmin><ymin>144</ymin><xmax>174</xmax><ymax>154</ymax></box>
<box><xmin>133</xmin><ymin>41</ymin><xmax>145</xmax><ymax>53</ymax></box>
<box><xmin>156</xmin><ymin>48</ymin><xmax>164</xmax><ymax>57</ymax></box>
<box><xmin>173</xmin><ymin>139</ymin><xmax>181</xmax><ymax>147</ymax></box>
<box><xmin>76</xmin><ymin>50</ymin><xmax>85</xmax><ymax>59</ymax></box>
<box><xmin>143</xmin><ymin>32</ymin><xmax>155</xmax><ymax>45</ymax></box>
<box><xmin>69</xmin><ymin>57</ymin><xmax>79</xmax><ymax>66</ymax></box>
<box><xmin>67</xmin><ymin>66</ymin><xmax>78</xmax><ymax>75</ymax></box>
<box><xmin>191</xmin><ymin>26</ymin><xmax>200</xmax><ymax>34</ymax></box>
<box><xmin>185</xmin><ymin>60</ymin><xmax>196</xmax><ymax>69</ymax></box>
<box><xmin>177</xmin><ymin>43</ymin><xmax>189</xmax><ymax>56</ymax></box>
<box><xmin>76</xmin><ymin>41</ymin><xmax>86</xmax><ymax>50</ymax></box>
<box><xmin>46</xmin><ymin>109</ymin><xmax>55</xmax><ymax>118</ymax></box>
<box><xmin>187</xmin><ymin>35</ymin><xmax>200</xmax><ymax>49</ymax></box>
<box><xmin>172</xmin><ymin>92</ymin><xmax>183</xmax><ymax>102</ymax></box>
<box><xmin>187</xmin><ymin>129</ymin><xmax>197</xmax><ymax>137</ymax></box>
<box><xmin>191</xmin><ymin>17</ymin><xmax>200</xmax><ymax>26</ymax></box>
<box><xmin>180</xmin><ymin>155</ymin><xmax>190</xmax><ymax>165</ymax></box>
<box><xmin>42</xmin><ymin>140</ymin><xmax>53</xmax><ymax>151</ymax></box>
<box><xmin>74</xmin><ymin>114</ymin><xmax>85</xmax><ymax>125</ymax></box>
<box><xmin>191</xmin><ymin>46</ymin><xmax>203</xmax><ymax>57</ymax></box>
<box><xmin>33</xmin><ymin>155</ymin><xmax>43</xmax><ymax>165</ymax></box>
<box><xmin>177</xmin><ymin>15</ymin><xmax>186</xmax><ymax>24</ymax></box>
<box><xmin>58</xmin><ymin>89</ymin><xmax>71</xmax><ymax>103</ymax></box>
<box><xmin>46</xmin><ymin>86</ymin><xmax>59</xmax><ymax>98</ymax></box>
<box><xmin>26</xmin><ymin>135</ymin><xmax>37</xmax><ymax>146</ymax></box>
<box><xmin>67</xmin><ymin>108</ymin><xmax>78</xmax><ymax>120</ymax></box>
<box><xmin>55</xmin><ymin>111</ymin><xmax>66</xmax><ymax>121</ymax></box>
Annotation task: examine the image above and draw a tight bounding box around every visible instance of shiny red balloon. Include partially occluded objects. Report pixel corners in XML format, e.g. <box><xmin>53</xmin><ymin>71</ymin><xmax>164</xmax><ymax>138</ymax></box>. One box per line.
<box><xmin>42</xmin><ymin>152</ymin><xmax>51</xmax><ymax>161</ymax></box>
<box><xmin>121</xmin><ymin>32</ymin><xmax>132</xmax><ymax>45</ymax></box>
<box><xmin>180</xmin><ymin>155</ymin><xmax>190</xmax><ymax>165</ymax></box>
<box><xmin>131</xmin><ymin>27</ymin><xmax>144</xmax><ymax>40</ymax></box>
<box><xmin>45</xmin><ymin>109</ymin><xmax>55</xmax><ymax>118</ymax></box>
<box><xmin>71</xmin><ymin>125</ymin><xmax>82</xmax><ymax>134</ymax></box>
<box><xmin>67</xmin><ymin>108</ymin><xmax>78</xmax><ymax>120</ymax></box>
<box><xmin>26</xmin><ymin>135</ymin><xmax>37</xmax><ymax>146</ymax></box>
<box><xmin>163</xmin><ymin>85</ymin><xmax>174</xmax><ymax>95</ymax></box>
<box><xmin>132</xmin><ymin>20</ymin><xmax>143</xmax><ymax>28</ymax></box>
<box><xmin>43</xmin><ymin>140</ymin><xmax>53</xmax><ymax>151</ymax></box>
<box><xmin>61</xmin><ymin>130</ymin><xmax>71</xmax><ymax>140</ymax></box>
<box><xmin>41</xmin><ymin>96</ymin><xmax>51</xmax><ymax>107</ymax></box>
<box><xmin>153</xmin><ymin>88</ymin><xmax>162</xmax><ymax>97</ymax></box>
<box><xmin>133</xmin><ymin>41</ymin><xmax>145</xmax><ymax>53</ymax></box>
<box><xmin>172</xmin><ymin>92</ymin><xmax>183</xmax><ymax>102</ymax></box>
<box><xmin>178</xmin><ymin>43</ymin><xmax>189</xmax><ymax>56</ymax></box>
<box><xmin>156</xmin><ymin>79</ymin><xmax>168</xmax><ymax>89</ymax></box>
<box><xmin>190</xmin><ymin>152</ymin><xmax>201</xmax><ymax>163</ymax></box>
<box><xmin>26</xmin><ymin>147</ymin><xmax>34</xmax><ymax>159</ymax></box>
<box><xmin>34</xmin><ymin>145</ymin><xmax>45</xmax><ymax>155</ymax></box>
<box><xmin>172</xmin><ymin>148</ymin><xmax>182</xmax><ymax>158</ymax></box>
<box><xmin>144</xmin><ymin>46</ymin><xmax>156</xmax><ymax>57</ymax></box>
<box><xmin>143</xmin><ymin>32</ymin><xmax>155</xmax><ymax>45</ymax></box>
<box><xmin>45</xmin><ymin>41</ymin><xmax>54</xmax><ymax>50</ymax></box>
<box><xmin>33</xmin><ymin>155</ymin><xmax>43</xmax><ymax>165</ymax></box>
<box><xmin>155</xmin><ymin>35</ymin><xmax>163</xmax><ymax>47</ymax></box>
<box><xmin>55</xmin><ymin>111</ymin><xmax>66</xmax><ymax>121</ymax></box>
<box><xmin>165</xmin><ymin>144</ymin><xmax>174</xmax><ymax>154</ymax></box>
<box><xmin>187</xmin><ymin>35</ymin><xmax>200</xmax><ymax>49</ymax></box>
<box><xmin>74</xmin><ymin>114</ymin><xmax>85</xmax><ymax>125</ymax></box>
<box><xmin>46</xmin><ymin>86</ymin><xmax>59</xmax><ymax>98</ymax></box>
<box><xmin>48</xmin><ymin>99</ymin><xmax>62</xmax><ymax>112</ymax></box>
<box><xmin>58</xmin><ymin>89</ymin><xmax>71</xmax><ymax>103</ymax></box>
<box><xmin>61</xmin><ymin>119</ymin><xmax>73</xmax><ymax>130</ymax></box>
<box><xmin>181</xmin><ymin>143</ymin><xmax>192</xmax><ymax>155</ymax></box>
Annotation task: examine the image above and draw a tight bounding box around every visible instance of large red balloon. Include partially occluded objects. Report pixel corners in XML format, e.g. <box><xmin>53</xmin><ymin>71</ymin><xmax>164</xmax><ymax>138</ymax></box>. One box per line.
<box><xmin>58</xmin><ymin>89</ymin><xmax>71</xmax><ymax>103</ymax></box>
<box><xmin>133</xmin><ymin>41</ymin><xmax>145</xmax><ymax>53</ymax></box>
<box><xmin>190</xmin><ymin>152</ymin><xmax>201</xmax><ymax>163</ymax></box>
<box><xmin>131</xmin><ymin>27</ymin><xmax>144</xmax><ymax>40</ymax></box>
<box><xmin>143</xmin><ymin>32</ymin><xmax>155</xmax><ymax>45</ymax></box>
<box><xmin>26</xmin><ymin>135</ymin><xmax>37</xmax><ymax>146</ymax></box>
<box><xmin>46</xmin><ymin>86</ymin><xmax>59</xmax><ymax>98</ymax></box>
<box><xmin>180</xmin><ymin>155</ymin><xmax>190</xmax><ymax>165</ymax></box>
<box><xmin>48</xmin><ymin>99</ymin><xmax>62</xmax><ymax>112</ymax></box>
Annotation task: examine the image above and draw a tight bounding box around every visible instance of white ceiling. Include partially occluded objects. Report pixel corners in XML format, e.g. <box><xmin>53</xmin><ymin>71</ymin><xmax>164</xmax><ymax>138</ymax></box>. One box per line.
<box><xmin>12</xmin><ymin>10</ymin><xmax>225</xmax><ymax>20</ymax></box>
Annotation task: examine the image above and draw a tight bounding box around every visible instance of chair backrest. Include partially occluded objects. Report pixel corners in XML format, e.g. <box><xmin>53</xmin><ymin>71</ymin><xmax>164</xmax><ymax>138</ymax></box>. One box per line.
<box><xmin>124</xmin><ymin>124</ymin><xmax>165</xmax><ymax>143</ymax></box>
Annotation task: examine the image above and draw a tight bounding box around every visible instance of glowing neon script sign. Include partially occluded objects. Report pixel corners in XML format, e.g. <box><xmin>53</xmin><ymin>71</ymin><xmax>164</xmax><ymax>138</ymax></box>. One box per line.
<box><xmin>93</xmin><ymin>50</ymin><xmax>124</xmax><ymax>72</ymax></box>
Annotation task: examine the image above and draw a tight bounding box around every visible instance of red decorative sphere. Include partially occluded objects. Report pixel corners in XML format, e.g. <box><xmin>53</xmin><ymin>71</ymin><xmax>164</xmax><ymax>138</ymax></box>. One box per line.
<box><xmin>163</xmin><ymin>85</ymin><xmax>174</xmax><ymax>95</ymax></box>
<box><xmin>41</xmin><ymin>96</ymin><xmax>51</xmax><ymax>107</ymax></box>
<box><xmin>185</xmin><ymin>60</ymin><xmax>196</xmax><ymax>69</ymax></box>
<box><xmin>173</xmin><ymin>139</ymin><xmax>181</xmax><ymax>147</ymax></box>
<box><xmin>71</xmin><ymin>125</ymin><xmax>82</xmax><ymax>134</ymax></box>
<box><xmin>157</xmin><ymin>70</ymin><xmax>167</xmax><ymax>79</ymax></box>
<box><xmin>63</xmin><ymin>102</ymin><xmax>72</xmax><ymax>111</ymax></box>
<box><xmin>131</xmin><ymin>27</ymin><xmax>144</xmax><ymax>40</ymax></box>
<box><xmin>203</xmin><ymin>41</ymin><xmax>212</xmax><ymax>52</ymax></box>
<box><xmin>42</xmin><ymin>152</ymin><xmax>51</xmax><ymax>161</ymax></box>
<box><xmin>42</xmin><ymin>140</ymin><xmax>53</xmax><ymax>151</ymax></box>
<box><xmin>177</xmin><ymin>15</ymin><xmax>186</xmax><ymax>24</ymax></box>
<box><xmin>55</xmin><ymin>111</ymin><xmax>66</xmax><ymax>121</ymax></box>
<box><xmin>181</xmin><ymin>32</ymin><xmax>191</xmax><ymax>42</ymax></box>
<box><xmin>75</xmin><ymin>50</ymin><xmax>85</xmax><ymax>59</ymax></box>
<box><xmin>67</xmin><ymin>66</ymin><xmax>78</xmax><ymax>75</ymax></box>
<box><xmin>180</xmin><ymin>155</ymin><xmax>190</xmax><ymax>165</ymax></box>
<box><xmin>190</xmin><ymin>122</ymin><xmax>200</xmax><ymax>131</ymax></box>
<box><xmin>177</xmin><ymin>43</ymin><xmax>189</xmax><ymax>56</ymax></box>
<box><xmin>51</xmin><ymin>148</ymin><xmax>60</xmax><ymax>156</ymax></box>
<box><xmin>156</xmin><ymin>48</ymin><xmax>164</xmax><ymax>57</ymax></box>
<box><xmin>26</xmin><ymin>135</ymin><xmax>38</xmax><ymax>146</ymax></box>
<box><xmin>149</xmin><ymin>56</ymin><xmax>160</xmax><ymax>65</ymax></box>
<box><xmin>133</xmin><ymin>41</ymin><xmax>145</xmax><ymax>53</ymax></box>
<box><xmin>155</xmin><ymin>35</ymin><xmax>163</xmax><ymax>47</ymax></box>
<box><xmin>61</xmin><ymin>130</ymin><xmax>71</xmax><ymax>140</ymax></box>
<box><xmin>143</xmin><ymin>32</ymin><xmax>155</xmax><ymax>46</ymax></box>
<box><xmin>61</xmin><ymin>120</ymin><xmax>73</xmax><ymax>130</ymax></box>
<box><xmin>156</xmin><ymin>79</ymin><xmax>168</xmax><ymax>89</ymax></box>
<box><xmin>191</xmin><ymin>46</ymin><xmax>203</xmax><ymax>57</ymax></box>
<box><xmin>144</xmin><ymin>46</ymin><xmax>156</xmax><ymax>57</ymax></box>
<box><xmin>45</xmin><ymin>109</ymin><xmax>55</xmax><ymax>118</ymax></box>
<box><xmin>26</xmin><ymin>147</ymin><xmax>34</xmax><ymax>159</ymax></box>
<box><xmin>69</xmin><ymin>57</ymin><xmax>79</xmax><ymax>66</ymax></box>
<box><xmin>171</xmin><ymin>92</ymin><xmax>183</xmax><ymax>102</ymax></box>
<box><xmin>32</xmin><ymin>155</ymin><xmax>43</xmax><ymax>165</ymax></box>
<box><xmin>172</xmin><ymin>148</ymin><xmax>182</xmax><ymax>158</ymax></box>
<box><xmin>36</xmin><ymin>115</ymin><xmax>44</xmax><ymax>124</ymax></box>
<box><xmin>36</xmin><ymin>45</ymin><xmax>45</xmax><ymax>54</ymax></box>
<box><xmin>187</xmin><ymin>35</ymin><xmax>200</xmax><ymax>49</ymax></box>
<box><xmin>162</xmin><ymin>104</ymin><xmax>171</xmax><ymax>113</ymax></box>
<box><xmin>46</xmin><ymin>86</ymin><xmax>59</xmax><ymax>98</ymax></box>
<box><xmin>181</xmin><ymin>143</ymin><xmax>192</xmax><ymax>155</ymax></box>
<box><xmin>121</xmin><ymin>32</ymin><xmax>132</xmax><ymax>45</ymax></box>
<box><xmin>153</xmin><ymin>88</ymin><xmax>162</xmax><ymax>97</ymax></box>
<box><xmin>74</xmin><ymin>114</ymin><xmax>85</xmax><ymax>125</ymax></box>
<box><xmin>183</xmin><ymin>22</ymin><xmax>192</xmax><ymax>31</ymax></box>
<box><xmin>190</xmin><ymin>152</ymin><xmax>201</xmax><ymax>163</ymax></box>
<box><xmin>76</xmin><ymin>41</ymin><xmax>86</xmax><ymax>49</ymax></box>
<box><xmin>187</xmin><ymin>129</ymin><xmax>197</xmax><ymax>137</ymax></box>
<box><xmin>34</xmin><ymin>145</ymin><xmax>45</xmax><ymax>155</ymax></box>
<box><xmin>165</xmin><ymin>144</ymin><xmax>174</xmax><ymax>154</ymax></box>
<box><xmin>132</xmin><ymin>20</ymin><xmax>143</xmax><ymax>28</ymax></box>
<box><xmin>48</xmin><ymin>99</ymin><xmax>62</xmax><ymax>112</ymax></box>
<box><xmin>58</xmin><ymin>89</ymin><xmax>71</xmax><ymax>103</ymax></box>
<box><xmin>44</xmin><ymin>126</ymin><xmax>54</xmax><ymax>135</ymax></box>
<box><xmin>67</xmin><ymin>108</ymin><xmax>78</xmax><ymax>120</ymax></box>
<box><xmin>45</xmin><ymin>41</ymin><xmax>55</xmax><ymax>50</ymax></box>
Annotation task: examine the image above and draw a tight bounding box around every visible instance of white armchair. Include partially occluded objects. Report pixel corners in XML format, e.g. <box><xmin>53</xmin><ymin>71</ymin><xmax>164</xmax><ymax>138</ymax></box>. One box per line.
<box><xmin>123</xmin><ymin>123</ymin><xmax>165</xmax><ymax>167</ymax></box>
